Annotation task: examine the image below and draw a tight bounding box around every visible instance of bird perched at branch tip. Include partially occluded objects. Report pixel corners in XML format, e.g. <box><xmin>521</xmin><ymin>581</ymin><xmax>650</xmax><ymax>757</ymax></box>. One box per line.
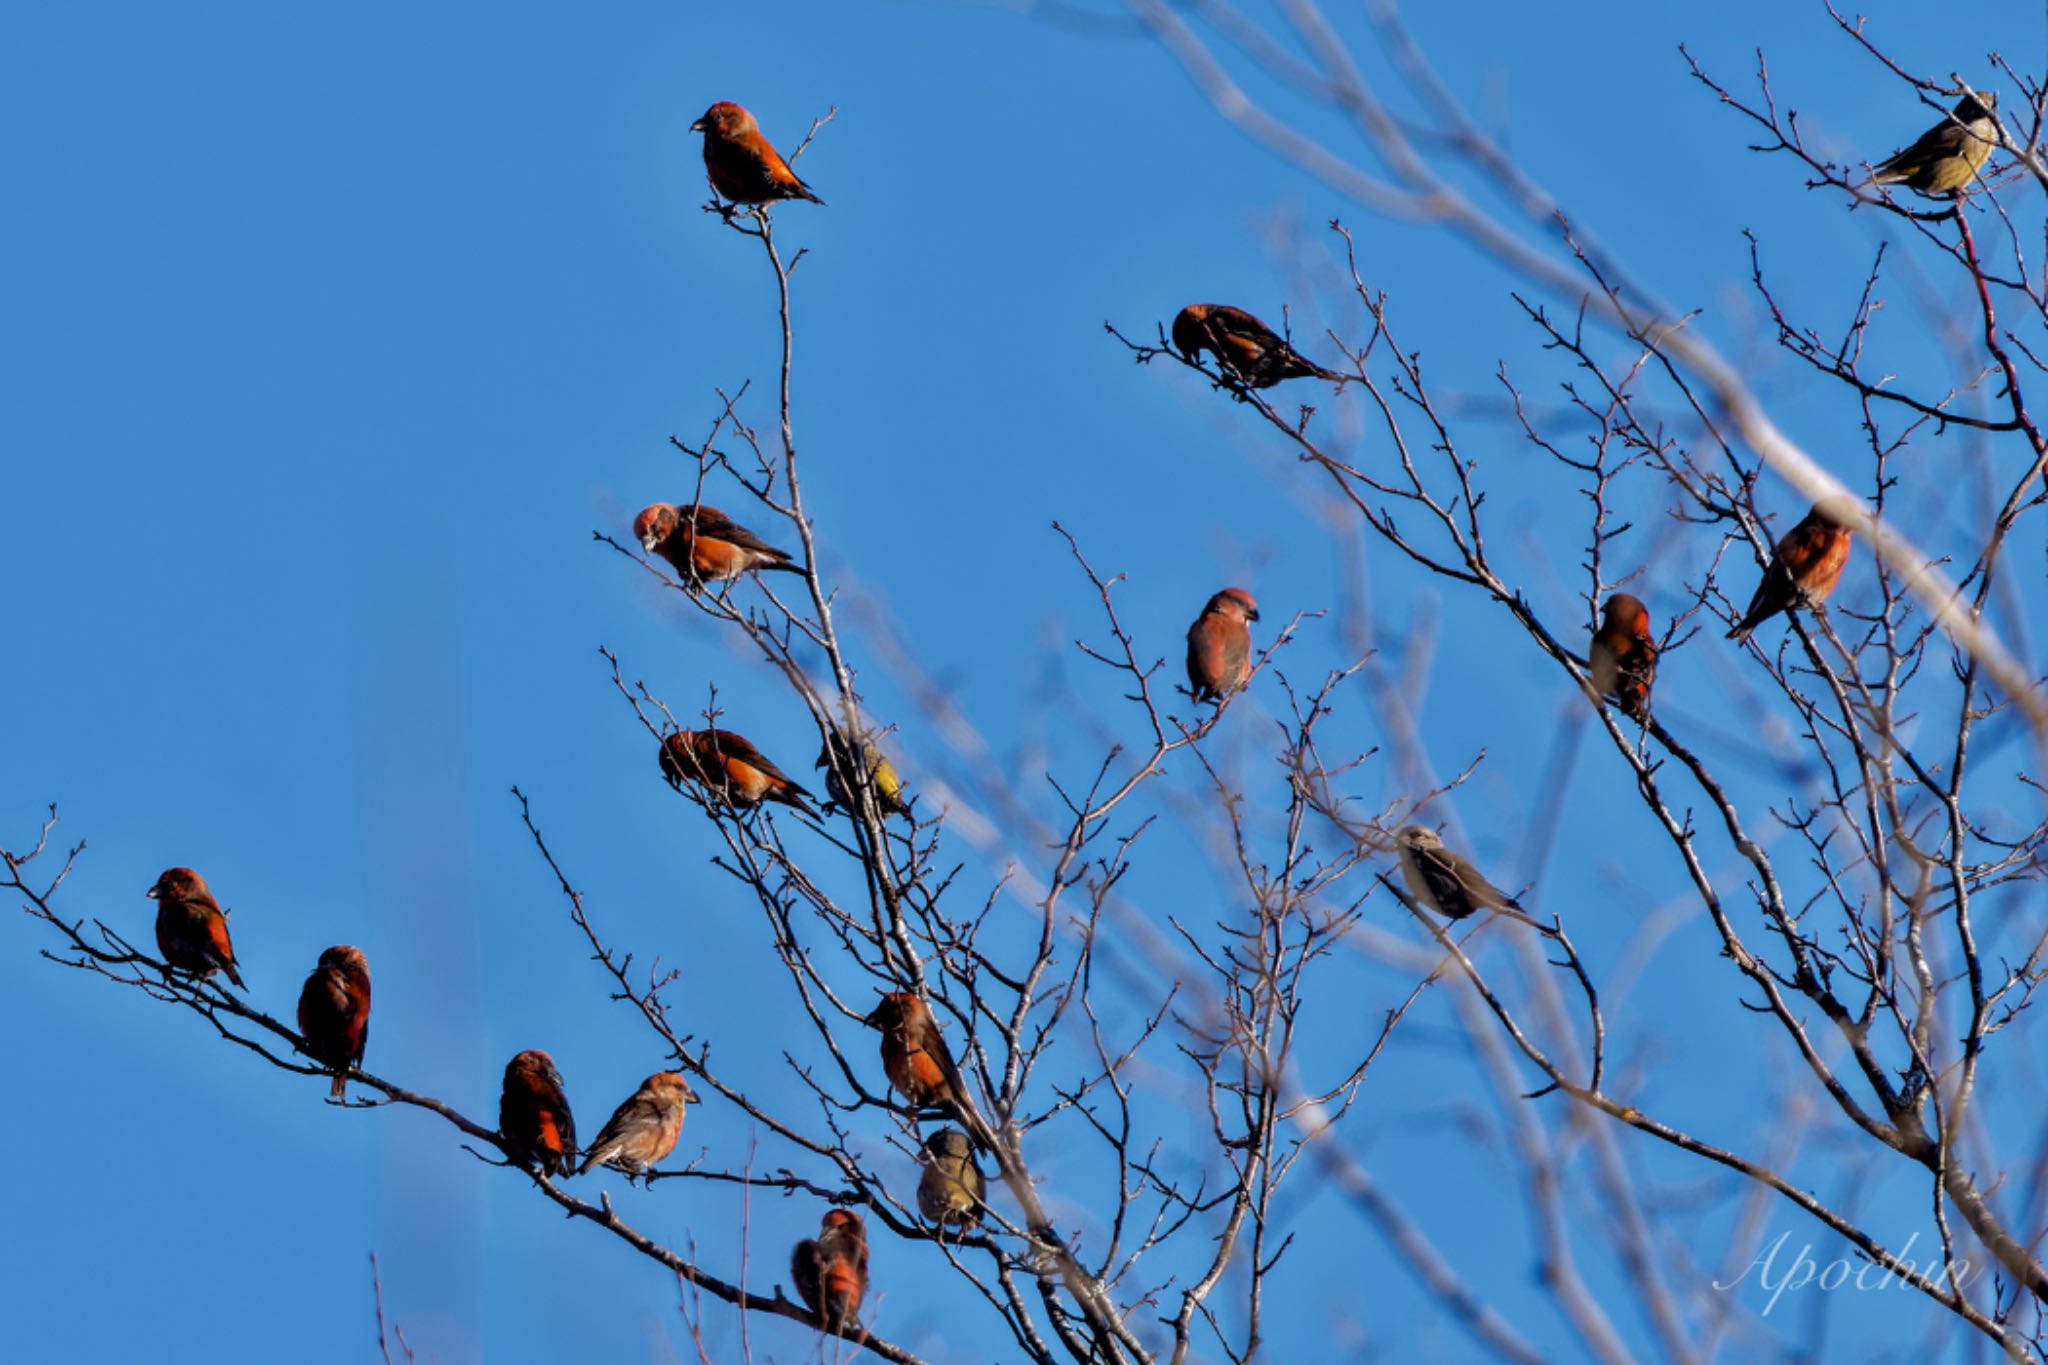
<box><xmin>1589</xmin><ymin>593</ymin><xmax>1657</xmax><ymax>722</ymax></box>
<box><xmin>1726</xmin><ymin>499</ymin><xmax>1856</xmax><ymax>642</ymax></box>
<box><xmin>792</xmin><ymin>1208</ymin><xmax>868</xmax><ymax>1336</ymax></box>
<box><xmin>298</xmin><ymin>946</ymin><xmax>371</xmax><ymax>1099</ymax></box>
<box><xmin>634</xmin><ymin>502</ymin><xmax>803</xmax><ymax>584</ymax></box>
<box><xmin>661</xmin><ymin>728</ymin><xmax>818</xmax><ymax>814</ymax></box>
<box><xmin>147</xmin><ymin>866</ymin><xmax>243</xmax><ymax>988</ymax></box>
<box><xmin>576</xmin><ymin>1071</ymin><xmax>698</xmax><ymax>1178</ymax></box>
<box><xmin>691</xmin><ymin>101</ymin><xmax>825</xmax><ymax>206</ymax></box>
<box><xmin>1171</xmin><ymin>304</ymin><xmax>1346</xmax><ymax>388</ymax></box>
<box><xmin>1186</xmin><ymin>587</ymin><xmax>1259</xmax><ymax>704</ymax></box>
<box><xmin>1862</xmin><ymin>90</ymin><xmax>1999</xmax><ymax>196</ymax></box>
<box><xmin>500</xmin><ymin>1049</ymin><xmax>578</xmax><ymax>1179</ymax></box>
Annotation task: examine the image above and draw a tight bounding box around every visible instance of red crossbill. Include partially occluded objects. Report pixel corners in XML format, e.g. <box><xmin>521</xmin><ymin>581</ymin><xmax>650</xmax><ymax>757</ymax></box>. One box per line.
<box><xmin>1727</xmin><ymin>501</ymin><xmax>1855</xmax><ymax>642</ymax></box>
<box><xmin>297</xmin><ymin>946</ymin><xmax>371</xmax><ymax>1100</ymax></box>
<box><xmin>791</xmin><ymin>1208</ymin><xmax>868</xmax><ymax>1333</ymax></box>
<box><xmin>500</xmin><ymin>1049</ymin><xmax>577</xmax><ymax>1178</ymax></box>
<box><xmin>576</xmin><ymin>1071</ymin><xmax>698</xmax><ymax>1177</ymax></box>
<box><xmin>633</xmin><ymin>502</ymin><xmax>803</xmax><ymax>583</ymax></box>
<box><xmin>146</xmin><ymin>866</ymin><xmax>243</xmax><ymax>988</ymax></box>
<box><xmin>1186</xmin><ymin>587</ymin><xmax>1259</xmax><ymax>703</ymax></box>
<box><xmin>691</xmin><ymin>101</ymin><xmax>824</xmax><ymax>207</ymax></box>
<box><xmin>660</xmin><ymin>728</ymin><xmax>817</xmax><ymax>814</ymax></box>
<box><xmin>866</xmin><ymin>992</ymin><xmax>991</xmax><ymax>1150</ymax></box>
<box><xmin>1588</xmin><ymin>593</ymin><xmax>1657</xmax><ymax>722</ymax></box>
<box><xmin>1171</xmin><ymin>304</ymin><xmax>1344</xmax><ymax>387</ymax></box>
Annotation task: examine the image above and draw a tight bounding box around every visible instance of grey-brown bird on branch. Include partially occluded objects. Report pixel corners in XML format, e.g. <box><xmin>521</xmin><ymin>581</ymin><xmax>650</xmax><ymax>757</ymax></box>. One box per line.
<box><xmin>1186</xmin><ymin>587</ymin><xmax>1259</xmax><ymax>704</ymax></box>
<box><xmin>917</xmin><ymin>1127</ymin><xmax>986</xmax><ymax>1234</ymax></box>
<box><xmin>1863</xmin><ymin>90</ymin><xmax>1999</xmax><ymax>196</ymax></box>
<box><xmin>1396</xmin><ymin>826</ymin><xmax>1548</xmax><ymax>933</ymax></box>
<box><xmin>147</xmin><ymin>867</ymin><xmax>244</xmax><ymax>989</ymax></box>
<box><xmin>1171</xmin><ymin>304</ymin><xmax>1345</xmax><ymax>388</ymax></box>
<box><xmin>1589</xmin><ymin>592</ymin><xmax>1657</xmax><ymax>722</ymax></box>
<box><xmin>1726</xmin><ymin>500</ymin><xmax>1855</xmax><ymax>642</ymax></box>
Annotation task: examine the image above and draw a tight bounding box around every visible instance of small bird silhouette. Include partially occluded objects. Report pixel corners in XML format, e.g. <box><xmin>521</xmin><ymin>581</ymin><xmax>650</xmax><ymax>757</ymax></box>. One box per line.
<box><xmin>1588</xmin><ymin>593</ymin><xmax>1657</xmax><ymax>722</ymax></box>
<box><xmin>298</xmin><ymin>946</ymin><xmax>371</xmax><ymax>1099</ymax></box>
<box><xmin>576</xmin><ymin>1071</ymin><xmax>698</xmax><ymax>1177</ymax></box>
<box><xmin>817</xmin><ymin>727</ymin><xmax>911</xmax><ymax>820</ymax></box>
<box><xmin>690</xmin><ymin>101</ymin><xmax>824</xmax><ymax>206</ymax></box>
<box><xmin>792</xmin><ymin>1208</ymin><xmax>868</xmax><ymax>1334</ymax></box>
<box><xmin>500</xmin><ymin>1049</ymin><xmax>578</xmax><ymax>1178</ymax></box>
<box><xmin>1186</xmin><ymin>587</ymin><xmax>1259</xmax><ymax>704</ymax></box>
<box><xmin>1727</xmin><ymin>500</ymin><xmax>1856</xmax><ymax>642</ymax></box>
<box><xmin>1864</xmin><ymin>91</ymin><xmax>1999</xmax><ymax>196</ymax></box>
<box><xmin>660</xmin><ymin>728</ymin><xmax>817</xmax><ymax>814</ymax></box>
<box><xmin>634</xmin><ymin>503</ymin><xmax>803</xmax><ymax>583</ymax></box>
<box><xmin>147</xmin><ymin>866</ymin><xmax>244</xmax><ymax>989</ymax></box>
<box><xmin>1171</xmin><ymin>304</ymin><xmax>1344</xmax><ymax>387</ymax></box>
<box><xmin>917</xmin><ymin>1127</ymin><xmax>986</xmax><ymax>1234</ymax></box>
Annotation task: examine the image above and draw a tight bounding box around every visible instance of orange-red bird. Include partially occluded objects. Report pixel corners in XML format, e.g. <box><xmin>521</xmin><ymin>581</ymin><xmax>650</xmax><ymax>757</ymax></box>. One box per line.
<box><xmin>500</xmin><ymin>1049</ymin><xmax>578</xmax><ymax>1178</ymax></box>
<box><xmin>634</xmin><ymin>502</ymin><xmax>803</xmax><ymax>584</ymax></box>
<box><xmin>791</xmin><ymin>1208</ymin><xmax>869</xmax><ymax>1333</ymax></box>
<box><xmin>690</xmin><ymin>101</ymin><xmax>824</xmax><ymax>207</ymax></box>
<box><xmin>576</xmin><ymin>1071</ymin><xmax>698</xmax><ymax>1177</ymax></box>
<box><xmin>1588</xmin><ymin>593</ymin><xmax>1657</xmax><ymax>722</ymax></box>
<box><xmin>1171</xmin><ymin>304</ymin><xmax>1344</xmax><ymax>388</ymax></box>
<box><xmin>146</xmin><ymin>866</ymin><xmax>243</xmax><ymax>989</ymax></box>
<box><xmin>660</xmin><ymin>728</ymin><xmax>817</xmax><ymax>814</ymax></box>
<box><xmin>297</xmin><ymin>946</ymin><xmax>371</xmax><ymax>1100</ymax></box>
<box><xmin>866</xmin><ymin>991</ymin><xmax>992</xmax><ymax>1150</ymax></box>
<box><xmin>1187</xmin><ymin>587</ymin><xmax>1259</xmax><ymax>703</ymax></box>
<box><xmin>1727</xmin><ymin>501</ymin><xmax>1856</xmax><ymax>642</ymax></box>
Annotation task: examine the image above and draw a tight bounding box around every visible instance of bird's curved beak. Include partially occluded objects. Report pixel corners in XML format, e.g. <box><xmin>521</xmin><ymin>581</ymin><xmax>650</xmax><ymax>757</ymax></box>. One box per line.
<box><xmin>639</xmin><ymin>532</ymin><xmax>661</xmax><ymax>552</ymax></box>
<box><xmin>145</xmin><ymin>885</ymin><xmax>159</xmax><ymax>899</ymax></box>
<box><xmin>688</xmin><ymin>118</ymin><xmax>706</xmax><ymax>133</ymax></box>
<box><xmin>1249</xmin><ymin>609</ymin><xmax>1262</xmax><ymax>622</ymax></box>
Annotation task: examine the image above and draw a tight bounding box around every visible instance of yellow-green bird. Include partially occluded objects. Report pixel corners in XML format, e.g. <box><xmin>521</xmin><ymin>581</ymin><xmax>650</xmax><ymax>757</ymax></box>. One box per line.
<box><xmin>1864</xmin><ymin>91</ymin><xmax>1999</xmax><ymax>196</ymax></box>
<box><xmin>816</xmin><ymin>727</ymin><xmax>910</xmax><ymax>820</ymax></box>
<box><xmin>916</xmin><ymin>1127</ymin><xmax>985</xmax><ymax>1233</ymax></box>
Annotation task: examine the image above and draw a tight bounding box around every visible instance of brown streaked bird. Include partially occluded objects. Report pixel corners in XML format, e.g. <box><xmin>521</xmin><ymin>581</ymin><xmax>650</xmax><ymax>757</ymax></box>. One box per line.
<box><xmin>660</xmin><ymin>728</ymin><xmax>818</xmax><ymax>815</ymax></box>
<box><xmin>1726</xmin><ymin>500</ymin><xmax>1856</xmax><ymax>642</ymax></box>
<box><xmin>1171</xmin><ymin>304</ymin><xmax>1344</xmax><ymax>388</ymax></box>
<box><xmin>297</xmin><ymin>946</ymin><xmax>371</xmax><ymax>1100</ymax></box>
<box><xmin>1864</xmin><ymin>90</ymin><xmax>1999</xmax><ymax>196</ymax></box>
<box><xmin>1186</xmin><ymin>587</ymin><xmax>1259</xmax><ymax>704</ymax></box>
<box><xmin>1588</xmin><ymin>592</ymin><xmax>1657</xmax><ymax>722</ymax></box>
<box><xmin>1396</xmin><ymin>827</ymin><xmax>1547</xmax><ymax>932</ymax></box>
<box><xmin>791</xmin><ymin>1208</ymin><xmax>869</xmax><ymax>1334</ymax></box>
<box><xmin>500</xmin><ymin>1049</ymin><xmax>578</xmax><ymax>1179</ymax></box>
<box><xmin>690</xmin><ymin>100</ymin><xmax>825</xmax><ymax>207</ymax></box>
<box><xmin>146</xmin><ymin>866</ymin><xmax>243</xmax><ymax>989</ymax></box>
<box><xmin>633</xmin><ymin>502</ymin><xmax>803</xmax><ymax>584</ymax></box>
<box><xmin>576</xmin><ymin>1071</ymin><xmax>698</xmax><ymax>1177</ymax></box>
<box><xmin>866</xmin><ymin>991</ymin><xmax>991</xmax><ymax>1151</ymax></box>
<box><xmin>917</xmin><ymin>1127</ymin><xmax>985</xmax><ymax>1234</ymax></box>
<box><xmin>816</xmin><ymin>727</ymin><xmax>910</xmax><ymax>820</ymax></box>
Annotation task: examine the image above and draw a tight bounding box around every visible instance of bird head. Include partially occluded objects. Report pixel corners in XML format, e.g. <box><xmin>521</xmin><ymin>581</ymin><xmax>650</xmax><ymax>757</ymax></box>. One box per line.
<box><xmin>1810</xmin><ymin>494</ymin><xmax>1865</xmax><ymax>532</ymax></box>
<box><xmin>633</xmin><ymin>503</ymin><xmax>679</xmax><ymax>553</ymax></box>
<box><xmin>1396</xmin><ymin>825</ymin><xmax>1444</xmax><ymax>855</ymax></box>
<box><xmin>864</xmin><ymin>991</ymin><xmax>923</xmax><ymax>1031</ymax></box>
<box><xmin>1170</xmin><ymin>305</ymin><xmax>1212</xmax><ymax>358</ymax></box>
<box><xmin>651</xmin><ymin>1071</ymin><xmax>700</xmax><ymax>1104</ymax></box>
<box><xmin>923</xmin><ymin>1128</ymin><xmax>974</xmax><ymax>1163</ymax></box>
<box><xmin>820</xmin><ymin>1208</ymin><xmax>866</xmax><ymax>1239</ymax></box>
<box><xmin>1957</xmin><ymin>89</ymin><xmax>1998</xmax><ymax>121</ymax></box>
<box><xmin>1602</xmin><ymin>592</ymin><xmax>1649</xmax><ymax>633</ymax></box>
<box><xmin>147</xmin><ymin>866</ymin><xmax>208</xmax><ymax>901</ymax></box>
<box><xmin>316</xmin><ymin>945</ymin><xmax>370</xmax><ymax>979</ymax></box>
<box><xmin>1208</xmin><ymin>587</ymin><xmax>1260</xmax><ymax>624</ymax></box>
<box><xmin>508</xmin><ymin>1049</ymin><xmax>555</xmax><ymax>1074</ymax></box>
<box><xmin>691</xmin><ymin>101</ymin><xmax>755</xmax><ymax>136</ymax></box>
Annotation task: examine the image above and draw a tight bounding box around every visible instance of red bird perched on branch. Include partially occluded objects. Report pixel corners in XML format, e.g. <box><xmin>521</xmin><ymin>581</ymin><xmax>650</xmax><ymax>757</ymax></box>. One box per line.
<box><xmin>1588</xmin><ymin>592</ymin><xmax>1657</xmax><ymax>722</ymax></box>
<box><xmin>634</xmin><ymin>502</ymin><xmax>803</xmax><ymax>584</ymax></box>
<box><xmin>146</xmin><ymin>866</ymin><xmax>243</xmax><ymax>989</ymax></box>
<box><xmin>791</xmin><ymin>1209</ymin><xmax>868</xmax><ymax>1334</ymax></box>
<box><xmin>1171</xmin><ymin>304</ymin><xmax>1345</xmax><ymax>388</ymax></box>
<box><xmin>577</xmin><ymin>1070</ymin><xmax>698</xmax><ymax>1177</ymax></box>
<box><xmin>660</xmin><ymin>728</ymin><xmax>818</xmax><ymax>815</ymax></box>
<box><xmin>690</xmin><ymin>101</ymin><xmax>825</xmax><ymax>207</ymax></box>
<box><xmin>297</xmin><ymin>946</ymin><xmax>371</xmax><ymax>1100</ymax></box>
<box><xmin>1186</xmin><ymin>587</ymin><xmax>1259</xmax><ymax>703</ymax></box>
<box><xmin>1726</xmin><ymin>500</ymin><xmax>1856</xmax><ymax>642</ymax></box>
<box><xmin>866</xmin><ymin>991</ymin><xmax>993</xmax><ymax>1151</ymax></box>
<box><xmin>499</xmin><ymin>1049</ymin><xmax>578</xmax><ymax>1179</ymax></box>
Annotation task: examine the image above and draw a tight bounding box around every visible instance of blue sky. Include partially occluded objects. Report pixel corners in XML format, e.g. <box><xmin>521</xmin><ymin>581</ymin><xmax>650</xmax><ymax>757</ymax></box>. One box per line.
<box><xmin>6</xmin><ymin>2</ymin><xmax>2043</xmax><ymax>1361</ymax></box>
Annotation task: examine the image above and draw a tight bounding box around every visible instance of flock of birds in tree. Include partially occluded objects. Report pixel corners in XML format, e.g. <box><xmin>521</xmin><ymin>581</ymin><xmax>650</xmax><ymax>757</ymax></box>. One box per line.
<box><xmin>135</xmin><ymin>87</ymin><xmax>2004</xmax><ymax>1343</ymax></box>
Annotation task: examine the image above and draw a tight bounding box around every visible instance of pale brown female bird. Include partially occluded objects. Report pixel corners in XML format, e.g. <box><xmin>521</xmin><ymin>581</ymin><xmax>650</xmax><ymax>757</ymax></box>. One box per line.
<box><xmin>576</xmin><ymin>1071</ymin><xmax>698</xmax><ymax>1177</ymax></box>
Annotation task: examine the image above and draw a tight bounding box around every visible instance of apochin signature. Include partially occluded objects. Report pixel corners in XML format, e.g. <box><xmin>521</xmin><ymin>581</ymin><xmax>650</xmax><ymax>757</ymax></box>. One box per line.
<box><xmin>1715</xmin><ymin>1232</ymin><xmax>1979</xmax><ymax>1315</ymax></box>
